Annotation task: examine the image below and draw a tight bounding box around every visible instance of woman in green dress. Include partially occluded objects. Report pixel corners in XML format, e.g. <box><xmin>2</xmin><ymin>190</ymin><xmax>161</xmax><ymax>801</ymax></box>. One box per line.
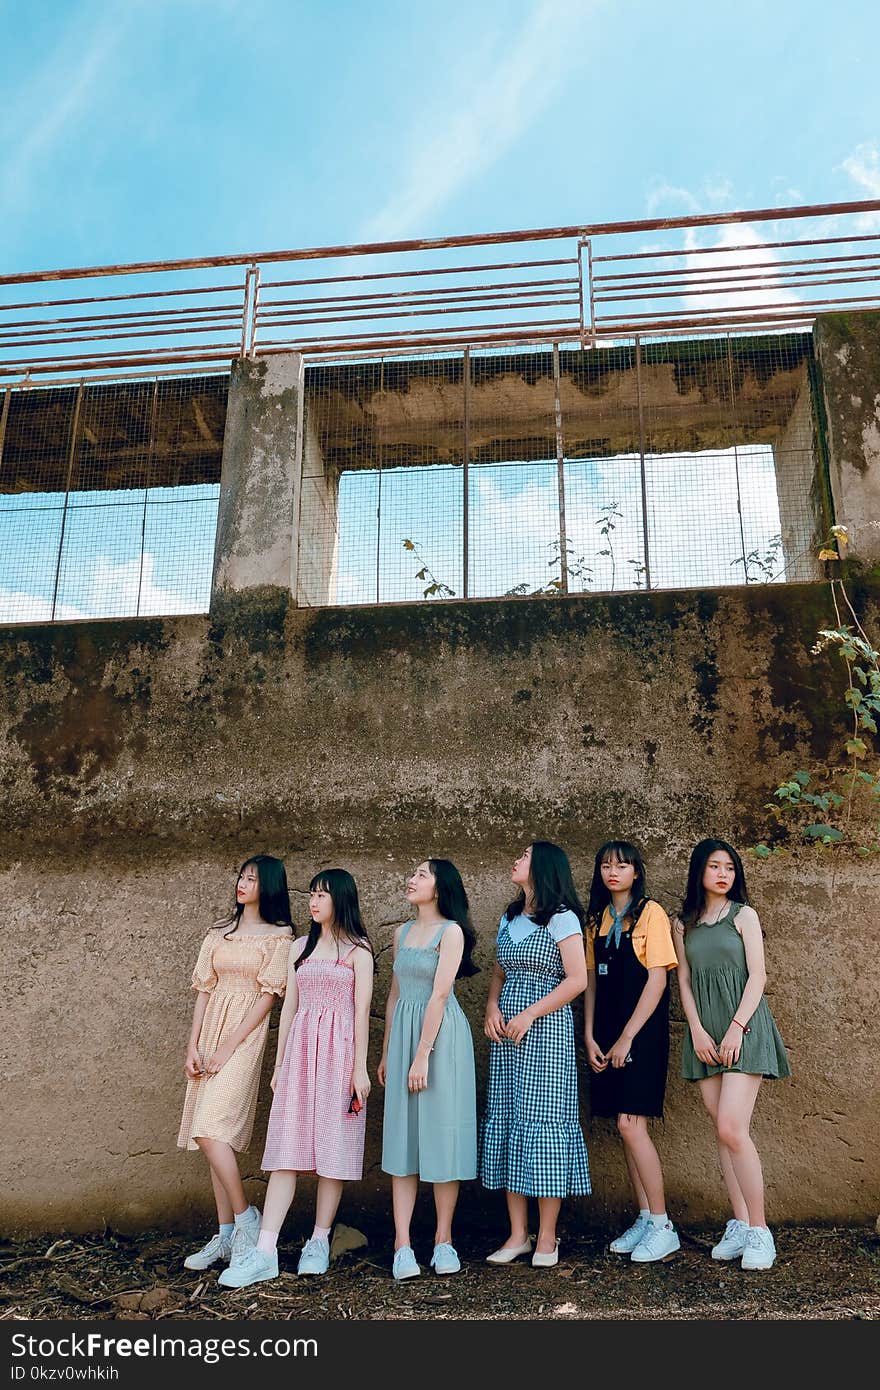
<box><xmin>673</xmin><ymin>839</ymin><xmax>790</xmax><ymax>1272</ymax></box>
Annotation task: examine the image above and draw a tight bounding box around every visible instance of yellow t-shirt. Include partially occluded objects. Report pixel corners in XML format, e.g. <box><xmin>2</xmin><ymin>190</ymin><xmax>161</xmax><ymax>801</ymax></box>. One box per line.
<box><xmin>586</xmin><ymin>900</ymin><xmax>677</xmax><ymax>972</ymax></box>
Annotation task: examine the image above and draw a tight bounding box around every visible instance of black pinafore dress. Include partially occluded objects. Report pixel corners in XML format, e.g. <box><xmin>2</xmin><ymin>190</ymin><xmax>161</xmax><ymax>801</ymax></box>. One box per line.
<box><xmin>590</xmin><ymin>908</ymin><xmax>670</xmax><ymax>1119</ymax></box>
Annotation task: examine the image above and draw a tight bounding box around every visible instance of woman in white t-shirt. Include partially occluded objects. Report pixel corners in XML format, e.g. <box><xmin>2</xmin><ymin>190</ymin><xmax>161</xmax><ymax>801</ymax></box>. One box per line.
<box><xmin>479</xmin><ymin>841</ymin><xmax>590</xmax><ymax>1268</ymax></box>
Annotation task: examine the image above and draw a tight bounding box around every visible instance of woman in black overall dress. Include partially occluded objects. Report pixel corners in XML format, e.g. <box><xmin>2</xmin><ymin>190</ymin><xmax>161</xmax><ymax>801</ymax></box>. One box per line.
<box><xmin>585</xmin><ymin>840</ymin><xmax>680</xmax><ymax>1263</ymax></box>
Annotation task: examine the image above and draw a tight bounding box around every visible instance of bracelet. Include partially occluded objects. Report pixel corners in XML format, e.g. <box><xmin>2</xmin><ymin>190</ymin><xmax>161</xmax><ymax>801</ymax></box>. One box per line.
<box><xmin>732</xmin><ymin>1018</ymin><xmax>750</xmax><ymax>1034</ymax></box>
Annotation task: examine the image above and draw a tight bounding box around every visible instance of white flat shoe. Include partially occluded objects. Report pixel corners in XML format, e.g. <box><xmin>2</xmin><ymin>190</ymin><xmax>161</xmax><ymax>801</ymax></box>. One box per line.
<box><xmin>531</xmin><ymin>1240</ymin><xmax>560</xmax><ymax>1268</ymax></box>
<box><xmin>486</xmin><ymin>1237</ymin><xmax>534</xmax><ymax>1264</ymax></box>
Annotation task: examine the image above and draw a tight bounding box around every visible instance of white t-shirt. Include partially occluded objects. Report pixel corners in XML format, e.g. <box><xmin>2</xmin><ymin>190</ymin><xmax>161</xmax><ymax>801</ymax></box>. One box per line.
<box><xmin>500</xmin><ymin>908</ymin><xmax>582</xmax><ymax>945</ymax></box>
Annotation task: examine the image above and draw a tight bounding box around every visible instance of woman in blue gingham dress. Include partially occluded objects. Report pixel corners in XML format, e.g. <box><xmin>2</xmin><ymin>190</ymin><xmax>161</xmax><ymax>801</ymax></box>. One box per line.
<box><xmin>480</xmin><ymin>842</ymin><xmax>590</xmax><ymax>1266</ymax></box>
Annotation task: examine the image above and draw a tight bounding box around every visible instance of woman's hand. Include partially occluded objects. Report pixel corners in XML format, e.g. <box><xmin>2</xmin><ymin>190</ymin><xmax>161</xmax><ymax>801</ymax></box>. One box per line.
<box><xmin>691</xmin><ymin>1026</ymin><xmax>722</xmax><ymax>1066</ymax></box>
<box><xmin>204</xmin><ymin>1041</ymin><xmax>235</xmax><ymax>1076</ymax></box>
<box><xmin>270</xmin><ymin>1066</ymin><xmax>280</xmax><ymax>1093</ymax></box>
<box><xmin>585</xmin><ymin>1035</ymin><xmax>607</xmax><ymax>1073</ymax></box>
<box><xmin>377</xmin><ymin>1055</ymin><xmax>387</xmax><ymax>1087</ymax></box>
<box><xmin>504</xmin><ymin>1007</ymin><xmax>536</xmax><ymax>1045</ymax></box>
<box><xmin>351</xmin><ymin>1066</ymin><xmax>371</xmax><ymax>1106</ymax></box>
<box><xmin>184</xmin><ymin>1044</ymin><xmax>204</xmax><ymax>1080</ymax></box>
<box><xmin>484</xmin><ymin>1003</ymin><xmax>506</xmax><ymax>1043</ymax></box>
<box><xmin>408</xmin><ymin>1050</ymin><xmax>430</xmax><ymax>1093</ymax></box>
<box><xmin>608</xmin><ymin>1034</ymin><xmax>633</xmax><ymax>1069</ymax></box>
<box><xmin>717</xmin><ymin>1025</ymin><xmax>743</xmax><ymax>1068</ymax></box>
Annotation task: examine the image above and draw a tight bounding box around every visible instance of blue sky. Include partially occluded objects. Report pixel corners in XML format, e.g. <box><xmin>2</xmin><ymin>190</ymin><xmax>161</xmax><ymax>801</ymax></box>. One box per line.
<box><xmin>1</xmin><ymin>0</ymin><xmax>878</xmax><ymax>274</ymax></box>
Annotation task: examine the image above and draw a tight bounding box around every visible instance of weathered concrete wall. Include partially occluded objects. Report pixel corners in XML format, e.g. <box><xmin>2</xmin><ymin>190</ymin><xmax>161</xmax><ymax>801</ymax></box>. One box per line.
<box><xmin>1</xmin><ymin>583</ymin><xmax>878</xmax><ymax>1234</ymax></box>
<box><xmin>815</xmin><ymin>311</ymin><xmax>880</xmax><ymax>565</ymax></box>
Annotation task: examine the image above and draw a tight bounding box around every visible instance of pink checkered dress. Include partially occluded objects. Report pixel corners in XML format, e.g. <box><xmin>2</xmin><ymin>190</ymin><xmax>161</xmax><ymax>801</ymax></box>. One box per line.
<box><xmin>261</xmin><ymin>946</ymin><xmax>366</xmax><ymax>1180</ymax></box>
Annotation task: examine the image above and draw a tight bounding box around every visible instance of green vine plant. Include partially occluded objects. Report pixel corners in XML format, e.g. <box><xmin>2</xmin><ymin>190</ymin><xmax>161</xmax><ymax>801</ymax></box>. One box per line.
<box><xmin>401</xmin><ymin>538</ymin><xmax>456</xmax><ymax>598</ymax></box>
<box><xmin>731</xmin><ymin>532</ymin><xmax>783</xmax><ymax>584</ymax></box>
<box><xmin>750</xmin><ymin>525</ymin><xmax>880</xmax><ymax>859</ymax></box>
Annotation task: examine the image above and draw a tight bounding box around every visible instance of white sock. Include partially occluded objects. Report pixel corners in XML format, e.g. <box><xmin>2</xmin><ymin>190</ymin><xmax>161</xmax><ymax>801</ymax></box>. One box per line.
<box><xmin>219</xmin><ymin>1222</ymin><xmax>234</xmax><ymax>1238</ymax></box>
<box><xmin>235</xmin><ymin>1205</ymin><xmax>258</xmax><ymax>1226</ymax></box>
<box><xmin>638</xmin><ymin>1208</ymin><xmax>650</xmax><ymax>1219</ymax></box>
<box><xmin>257</xmin><ymin>1230</ymin><xmax>279</xmax><ymax>1254</ymax></box>
<box><xmin>649</xmin><ymin>1212</ymin><xmax>668</xmax><ymax>1226</ymax></box>
<box><xmin>311</xmin><ymin>1225</ymin><xmax>331</xmax><ymax>1243</ymax></box>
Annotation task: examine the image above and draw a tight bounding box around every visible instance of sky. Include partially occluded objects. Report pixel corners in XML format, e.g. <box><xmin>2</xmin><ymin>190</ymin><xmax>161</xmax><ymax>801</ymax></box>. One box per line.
<box><xmin>1</xmin><ymin>0</ymin><xmax>877</xmax><ymax>272</ymax></box>
<box><xmin>0</xmin><ymin>0</ymin><xmax>876</xmax><ymax>620</ymax></box>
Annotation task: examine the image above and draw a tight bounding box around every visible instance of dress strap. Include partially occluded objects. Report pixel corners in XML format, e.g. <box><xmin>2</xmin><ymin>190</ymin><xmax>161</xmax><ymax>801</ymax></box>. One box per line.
<box><xmin>399</xmin><ymin>920</ymin><xmax>414</xmax><ymax>948</ymax></box>
<box><xmin>428</xmin><ymin>921</ymin><xmax>449</xmax><ymax>951</ymax></box>
<box><xmin>337</xmin><ymin>939</ymin><xmax>362</xmax><ymax>965</ymax></box>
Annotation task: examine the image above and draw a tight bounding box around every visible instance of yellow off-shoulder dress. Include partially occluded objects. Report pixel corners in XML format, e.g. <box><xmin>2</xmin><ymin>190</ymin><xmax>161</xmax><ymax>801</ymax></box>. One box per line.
<box><xmin>177</xmin><ymin>928</ymin><xmax>293</xmax><ymax>1152</ymax></box>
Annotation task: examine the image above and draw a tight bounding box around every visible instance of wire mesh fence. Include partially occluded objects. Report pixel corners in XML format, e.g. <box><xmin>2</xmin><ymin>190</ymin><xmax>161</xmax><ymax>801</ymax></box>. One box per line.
<box><xmin>0</xmin><ymin>332</ymin><xmax>829</xmax><ymax>625</ymax></box>
<box><xmin>296</xmin><ymin>332</ymin><xmax>827</xmax><ymax>607</ymax></box>
<box><xmin>0</xmin><ymin>375</ymin><xmax>226</xmax><ymax>623</ymax></box>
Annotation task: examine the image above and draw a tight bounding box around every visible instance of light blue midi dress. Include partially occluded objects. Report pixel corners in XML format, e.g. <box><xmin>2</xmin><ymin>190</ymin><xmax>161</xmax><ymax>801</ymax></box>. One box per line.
<box><xmin>381</xmin><ymin>921</ymin><xmax>477</xmax><ymax>1183</ymax></box>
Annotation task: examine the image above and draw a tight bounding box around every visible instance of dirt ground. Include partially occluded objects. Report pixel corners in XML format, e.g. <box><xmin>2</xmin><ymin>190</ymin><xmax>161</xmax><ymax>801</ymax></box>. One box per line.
<box><xmin>2</xmin><ymin>1221</ymin><xmax>878</xmax><ymax>1322</ymax></box>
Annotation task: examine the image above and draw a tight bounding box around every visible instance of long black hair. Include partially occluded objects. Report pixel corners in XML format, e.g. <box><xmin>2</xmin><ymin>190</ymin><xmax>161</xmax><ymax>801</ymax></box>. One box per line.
<box><xmin>428</xmin><ymin>857</ymin><xmax>480</xmax><ymax>978</ymax></box>
<box><xmin>217</xmin><ymin>854</ymin><xmax>294</xmax><ymax>937</ymax></box>
<box><xmin>680</xmin><ymin>838</ymin><xmax>750</xmax><ymax>930</ymax></box>
<box><xmin>505</xmin><ymin>840</ymin><xmax>586</xmax><ymax>932</ymax></box>
<box><xmin>587</xmin><ymin>840</ymin><xmax>647</xmax><ymax>930</ymax></box>
<box><xmin>296</xmin><ymin>868</ymin><xmax>372</xmax><ymax>970</ymax></box>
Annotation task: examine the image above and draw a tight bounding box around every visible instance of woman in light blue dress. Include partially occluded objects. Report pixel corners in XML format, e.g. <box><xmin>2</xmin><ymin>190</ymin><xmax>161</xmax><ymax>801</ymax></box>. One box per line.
<box><xmin>378</xmin><ymin>858</ymin><xmax>479</xmax><ymax>1281</ymax></box>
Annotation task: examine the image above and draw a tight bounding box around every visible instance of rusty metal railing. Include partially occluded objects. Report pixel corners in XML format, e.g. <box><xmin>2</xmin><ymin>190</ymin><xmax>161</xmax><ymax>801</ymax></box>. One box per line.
<box><xmin>2</xmin><ymin>198</ymin><xmax>879</xmax><ymax>381</ymax></box>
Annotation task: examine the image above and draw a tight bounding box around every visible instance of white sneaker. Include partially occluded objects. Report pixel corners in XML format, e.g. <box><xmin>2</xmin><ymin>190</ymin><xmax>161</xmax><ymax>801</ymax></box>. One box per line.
<box><xmin>711</xmin><ymin>1218</ymin><xmax>749</xmax><ymax>1261</ymax></box>
<box><xmin>630</xmin><ymin>1220</ymin><xmax>681</xmax><ymax>1263</ymax></box>
<box><xmin>183</xmin><ymin>1231</ymin><xmax>233</xmax><ymax>1271</ymax></box>
<box><xmin>217</xmin><ymin>1246</ymin><xmax>278</xmax><ymax>1289</ymax></box>
<box><xmin>609</xmin><ymin>1214</ymin><xmax>651</xmax><ymax>1254</ymax></box>
<box><xmin>229</xmin><ymin>1206</ymin><xmax>261</xmax><ymax>1266</ymax></box>
<box><xmin>741</xmin><ymin>1225</ymin><xmax>776</xmax><ymax>1270</ymax></box>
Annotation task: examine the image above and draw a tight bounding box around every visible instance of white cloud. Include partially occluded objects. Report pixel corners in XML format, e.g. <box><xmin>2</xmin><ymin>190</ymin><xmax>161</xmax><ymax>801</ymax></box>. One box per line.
<box><xmin>0</xmin><ymin>588</ymin><xmax>89</xmax><ymax>624</ymax></box>
<box><xmin>360</xmin><ymin>0</ymin><xmax>597</xmax><ymax>241</ymax></box>
<box><xmin>679</xmin><ymin>223</ymin><xmax>799</xmax><ymax>321</ymax></box>
<box><xmin>841</xmin><ymin>142</ymin><xmax>880</xmax><ymax>197</ymax></box>
<box><xmin>0</xmin><ymin>552</ymin><xmax>206</xmax><ymax>624</ymax></box>
<box><xmin>838</xmin><ymin>141</ymin><xmax>880</xmax><ymax>231</ymax></box>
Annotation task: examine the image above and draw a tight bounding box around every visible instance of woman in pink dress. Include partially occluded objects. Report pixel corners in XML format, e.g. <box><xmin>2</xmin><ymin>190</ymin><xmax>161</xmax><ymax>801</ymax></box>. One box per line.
<box><xmin>218</xmin><ymin>869</ymin><xmax>374</xmax><ymax>1288</ymax></box>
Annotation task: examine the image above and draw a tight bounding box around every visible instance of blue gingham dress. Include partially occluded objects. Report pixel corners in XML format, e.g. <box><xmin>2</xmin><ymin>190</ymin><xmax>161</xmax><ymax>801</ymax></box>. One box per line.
<box><xmin>479</xmin><ymin>913</ymin><xmax>591</xmax><ymax>1198</ymax></box>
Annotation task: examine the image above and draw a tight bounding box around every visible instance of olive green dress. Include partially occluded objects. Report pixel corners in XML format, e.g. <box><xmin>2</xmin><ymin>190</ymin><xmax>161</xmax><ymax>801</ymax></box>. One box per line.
<box><xmin>681</xmin><ymin>902</ymin><xmax>790</xmax><ymax>1082</ymax></box>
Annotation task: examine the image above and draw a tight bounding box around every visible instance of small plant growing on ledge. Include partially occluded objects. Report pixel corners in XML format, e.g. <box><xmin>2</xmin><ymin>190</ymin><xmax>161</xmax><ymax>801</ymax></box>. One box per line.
<box><xmin>731</xmin><ymin>532</ymin><xmax>783</xmax><ymax>584</ymax></box>
<box><xmin>750</xmin><ymin>526</ymin><xmax>880</xmax><ymax>858</ymax></box>
<box><xmin>402</xmin><ymin>538</ymin><xmax>456</xmax><ymax>599</ymax></box>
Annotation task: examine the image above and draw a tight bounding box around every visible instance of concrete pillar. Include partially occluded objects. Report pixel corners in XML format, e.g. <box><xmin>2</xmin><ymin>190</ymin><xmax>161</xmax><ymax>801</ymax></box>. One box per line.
<box><xmin>814</xmin><ymin>311</ymin><xmax>880</xmax><ymax>566</ymax></box>
<box><xmin>771</xmin><ymin>367</ymin><xmax>824</xmax><ymax>581</ymax></box>
<box><xmin>210</xmin><ymin>353</ymin><xmax>303</xmax><ymax>604</ymax></box>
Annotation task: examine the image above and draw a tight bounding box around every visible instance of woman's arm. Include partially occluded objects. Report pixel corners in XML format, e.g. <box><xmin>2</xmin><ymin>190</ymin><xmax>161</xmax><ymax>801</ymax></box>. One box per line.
<box><xmin>204</xmin><ymin>992</ymin><xmax>276</xmax><ymax>1075</ymax></box>
<box><xmin>605</xmin><ymin>967</ymin><xmax>668</xmax><ymax>1068</ymax></box>
<box><xmin>505</xmin><ymin>933</ymin><xmax>587</xmax><ymax>1044</ymax></box>
<box><xmin>351</xmin><ymin>946</ymin><xmax>375</xmax><ymax>1104</ymax></box>
<box><xmin>483</xmin><ymin>960</ymin><xmax>507</xmax><ymax>1042</ymax></box>
<box><xmin>673</xmin><ymin>919</ymin><xmax>721</xmax><ymax>1066</ymax></box>
<box><xmin>407</xmin><ymin>925</ymin><xmax>464</xmax><ymax>1091</ymax></box>
<box><xmin>269</xmin><ymin>946</ymin><xmax>302</xmax><ymax>1088</ymax></box>
<box><xmin>184</xmin><ymin>991</ymin><xmax>210</xmax><ymax>1077</ymax></box>
<box><xmin>584</xmin><ymin>969</ymin><xmax>606</xmax><ymax>1071</ymax></box>
<box><xmin>377</xmin><ymin>927</ymin><xmax>402</xmax><ymax>1087</ymax></box>
<box><xmin>717</xmin><ymin>907</ymin><xmax>767</xmax><ymax>1065</ymax></box>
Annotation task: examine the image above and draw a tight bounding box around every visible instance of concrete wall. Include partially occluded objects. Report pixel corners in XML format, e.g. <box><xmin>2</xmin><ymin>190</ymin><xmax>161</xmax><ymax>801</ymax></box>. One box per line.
<box><xmin>2</xmin><ymin>582</ymin><xmax>878</xmax><ymax>1234</ymax></box>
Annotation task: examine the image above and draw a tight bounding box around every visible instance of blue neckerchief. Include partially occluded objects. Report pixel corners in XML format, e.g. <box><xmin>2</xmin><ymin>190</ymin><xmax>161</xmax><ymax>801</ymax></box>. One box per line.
<box><xmin>606</xmin><ymin>899</ymin><xmax>632</xmax><ymax>950</ymax></box>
